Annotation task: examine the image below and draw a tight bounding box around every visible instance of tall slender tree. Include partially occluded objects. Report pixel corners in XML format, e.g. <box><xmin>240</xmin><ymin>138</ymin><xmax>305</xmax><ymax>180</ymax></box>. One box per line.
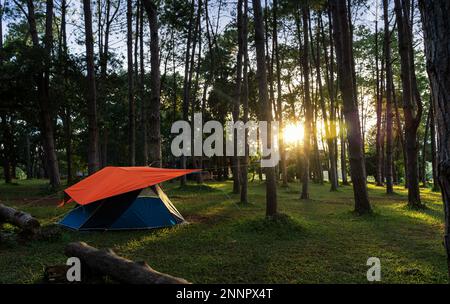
<box><xmin>394</xmin><ymin>0</ymin><xmax>423</xmax><ymax>208</ymax></box>
<box><xmin>375</xmin><ymin>1</ymin><xmax>383</xmax><ymax>186</ymax></box>
<box><xmin>19</xmin><ymin>0</ymin><xmax>61</xmax><ymax>187</ymax></box>
<box><xmin>0</xmin><ymin>0</ymin><xmax>11</xmax><ymax>184</ymax></box>
<box><xmin>252</xmin><ymin>0</ymin><xmax>277</xmax><ymax>216</ymax></box>
<box><xmin>143</xmin><ymin>0</ymin><xmax>161</xmax><ymax>167</ymax></box>
<box><xmin>330</xmin><ymin>0</ymin><xmax>372</xmax><ymax>214</ymax></box>
<box><xmin>83</xmin><ymin>0</ymin><xmax>100</xmax><ymax>175</ymax></box>
<box><xmin>240</xmin><ymin>0</ymin><xmax>249</xmax><ymax>204</ymax></box>
<box><xmin>59</xmin><ymin>0</ymin><xmax>73</xmax><ymax>183</ymax></box>
<box><xmin>320</xmin><ymin>10</ymin><xmax>339</xmax><ymax>190</ymax></box>
<box><xmin>180</xmin><ymin>0</ymin><xmax>196</xmax><ymax>186</ymax></box>
<box><xmin>232</xmin><ymin>0</ymin><xmax>243</xmax><ymax>194</ymax></box>
<box><xmin>419</xmin><ymin>0</ymin><xmax>450</xmax><ymax>277</ymax></box>
<box><xmin>127</xmin><ymin>0</ymin><xmax>136</xmax><ymax>166</ymax></box>
<box><xmin>139</xmin><ymin>0</ymin><xmax>147</xmax><ymax>165</ymax></box>
<box><xmin>300</xmin><ymin>4</ymin><xmax>312</xmax><ymax>199</ymax></box>
<box><xmin>313</xmin><ymin>11</ymin><xmax>337</xmax><ymax>191</ymax></box>
<box><xmin>273</xmin><ymin>0</ymin><xmax>287</xmax><ymax>187</ymax></box>
<box><xmin>383</xmin><ymin>0</ymin><xmax>394</xmax><ymax>194</ymax></box>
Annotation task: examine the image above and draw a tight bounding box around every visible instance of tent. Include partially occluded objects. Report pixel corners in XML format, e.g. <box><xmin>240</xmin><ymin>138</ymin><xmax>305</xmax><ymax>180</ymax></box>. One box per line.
<box><xmin>58</xmin><ymin>167</ymin><xmax>199</xmax><ymax>231</ymax></box>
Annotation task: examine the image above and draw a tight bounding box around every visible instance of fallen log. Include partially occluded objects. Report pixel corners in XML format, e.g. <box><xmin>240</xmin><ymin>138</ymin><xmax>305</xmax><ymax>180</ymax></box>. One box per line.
<box><xmin>0</xmin><ymin>203</ymin><xmax>40</xmax><ymax>234</ymax></box>
<box><xmin>65</xmin><ymin>242</ymin><xmax>190</xmax><ymax>284</ymax></box>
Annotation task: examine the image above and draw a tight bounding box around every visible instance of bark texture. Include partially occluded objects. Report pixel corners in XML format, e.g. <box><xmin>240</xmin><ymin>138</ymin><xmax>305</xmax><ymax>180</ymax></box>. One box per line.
<box><xmin>330</xmin><ymin>0</ymin><xmax>371</xmax><ymax>214</ymax></box>
<box><xmin>83</xmin><ymin>0</ymin><xmax>100</xmax><ymax>175</ymax></box>
<box><xmin>419</xmin><ymin>0</ymin><xmax>450</xmax><ymax>278</ymax></box>
<box><xmin>0</xmin><ymin>203</ymin><xmax>40</xmax><ymax>234</ymax></box>
<box><xmin>65</xmin><ymin>242</ymin><xmax>189</xmax><ymax>284</ymax></box>
<box><xmin>383</xmin><ymin>0</ymin><xmax>394</xmax><ymax>194</ymax></box>
<box><xmin>24</xmin><ymin>0</ymin><xmax>61</xmax><ymax>187</ymax></box>
<box><xmin>252</xmin><ymin>0</ymin><xmax>277</xmax><ymax>216</ymax></box>
<box><xmin>143</xmin><ymin>0</ymin><xmax>162</xmax><ymax>167</ymax></box>
<box><xmin>394</xmin><ymin>0</ymin><xmax>423</xmax><ymax>208</ymax></box>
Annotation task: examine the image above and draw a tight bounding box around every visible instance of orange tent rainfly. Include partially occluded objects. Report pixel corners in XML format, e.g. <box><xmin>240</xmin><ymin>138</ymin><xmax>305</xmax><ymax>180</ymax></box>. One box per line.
<box><xmin>57</xmin><ymin>167</ymin><xmax>199</xmax><ymax>231</ymax></box>
<box><xmin>60</xmin><ymin>166</ymin><xmax>199</xmax><ymax>206</ymax></box>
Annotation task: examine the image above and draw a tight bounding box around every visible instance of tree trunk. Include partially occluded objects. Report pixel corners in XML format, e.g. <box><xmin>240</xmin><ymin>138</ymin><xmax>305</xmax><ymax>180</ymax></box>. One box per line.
<box><xmin>140</xmin><ymin>1</ymin><xmax>147</xmax><ymax>165</ymax></box>
<box><xmin>420</xmin><ymin>106</ymin><xmax>431</xmax><ymax>187</ymax></box>
<box><xmin>1</xmin><ymin>114</ymin><xmax>12</xmax><ymax>183</ymax></box>
<box><xmin>252</xmin><ymin>0</ymin><xmax>277</xmax><ymax>216</ymax></box>
<box><xmin>321</xmin><ymin>11</ymin><xmax>339</xmax><ymax>190</ymax></box>
<box><xmin>272</xmin><ymin>0</ymin><xmax>287</xmax><ymax>188</ymax></box>
<box><xmin>83</xmin><ymin>0</ymin><xmax>100</xmax><ymax>175</ymax></box>
<box><xmin>375</xmin><ymin>8</ymin><xmax>383</xmax><ymax>186</ymax></box>
<box><xmin>98</xmin><ymin>0</ymin><xmax>119</xmax><ymax>169</ymax></box>
<box><xmin>299</xmin><ymin>5</ymin><xmax>312</xmax><ymax>199</ymax></box>
<box><xmin>383</xmin><ymin>0</ymin><xmax>394</xmax><ymax>194</ymax></box>
<box><xmin>134</xmin><ymin>3</ymin><xmax>139</xmax><ymax>97</ymax></box>
<box><xmin>26</xmin><ymin>131</ymin><xmax>32</xmax><ymax>179</ymax></box>
<box><xmin>188</xmin><ymin>0</ymin><xmax>201</xmax><ymax>178</ymax></box>
<box><xmin>142</xmin><ymin>0</ymin><xmax>161</xmax><ymax>167</ymax></box>
<box><xmin>24</xmin><ymin>0</ymin><xmax>61</xmax><ymax>188</ymax></box>
<box><xmin>127</xmin><ymin>0</ymin><xmax>135</xmax><ymax>166</ymax></box>
<box><xmin>65</xmin><ymin>242</ymin><xmax>189</xmax><ymax>284</ymax></box>
<box><xmin>313</xmin><ymin>12</ymin><xmax>337</xmax><ymax>191</ymax></box>
<box><xmin>419</xmin><ymin>0</ymin><xmax>450</xmax><ymax>277</ymax></box>
<box><xmin>180</xmin><ymin>0</ymin><xmax>196</xmax><ymax>186</ymax></box>
<box><xmin>240</xmin><ymin>0</ymin><xmax>249</xmax><ymax>203</ymax></box>
<box><xmin>232</xmin><ymin>0</ymin><xmax>243</xmax><ymax>194</ymax></box>
<box><xmin>392</xmin><ymin>81</ymin><xmax>408</xmax><ymax>187</ymax></box>
<box><xmin>339</xmin><ymin>108</ymin><xmax>348</xmax><ymax>185</ymax></box>
<box><xmin>0</xmin><ymin>4</ymin><xmax>7</xmax><ymax>183</ymax></box>
<box><xmin>429</xmin><ymin>103</ymin><xmax>439</xmax><ymax>192</ymax></box>
<box><xmin>60</xmin><ymin>0</ymin><xmax>72</xmax><ymax>184</ymax></box>
<box><xmin>394</xmin><ymin>0</ymin><xmax>423</xmax><ymax>208</ymax></box>
<box><xmin>330</xmin><ymin>0</ymin><xmax>371</xmax><ymax>214</ymax></box>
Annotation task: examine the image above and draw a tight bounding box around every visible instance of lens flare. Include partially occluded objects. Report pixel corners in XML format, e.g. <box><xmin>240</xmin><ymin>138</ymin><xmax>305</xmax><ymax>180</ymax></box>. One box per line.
<box><xmin>283</xmin><ymin>123</ymin><xmax>304</xmax><ymax>144</ymax></box>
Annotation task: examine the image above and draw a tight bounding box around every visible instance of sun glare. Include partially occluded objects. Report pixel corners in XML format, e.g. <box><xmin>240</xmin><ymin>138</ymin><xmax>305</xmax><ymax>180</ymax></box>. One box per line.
<box><xmin>283</xmin><ymin>123</ymin><xmax>304</xmax><ymax>144</ymax></box>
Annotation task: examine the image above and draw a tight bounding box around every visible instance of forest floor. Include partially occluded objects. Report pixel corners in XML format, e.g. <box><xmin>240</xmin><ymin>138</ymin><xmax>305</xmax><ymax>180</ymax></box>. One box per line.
<box><xmin>0</xmin><ymin>179</ymin><xmax>447</xmax><ymax>283</ymax></box>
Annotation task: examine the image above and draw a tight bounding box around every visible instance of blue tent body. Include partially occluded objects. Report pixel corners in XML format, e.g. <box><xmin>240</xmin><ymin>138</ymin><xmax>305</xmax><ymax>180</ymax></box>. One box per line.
<box><xmin>59</xmin><ymin>185</ymin><xmax>185</xmax><ymax>231</ymax></box>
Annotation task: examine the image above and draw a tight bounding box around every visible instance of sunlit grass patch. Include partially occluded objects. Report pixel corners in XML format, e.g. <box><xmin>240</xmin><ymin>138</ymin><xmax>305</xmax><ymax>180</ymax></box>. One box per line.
<box><xmin>0</xmin><ymin>179</ymin><xmax>448</xmax><ymax>283</ymax></box>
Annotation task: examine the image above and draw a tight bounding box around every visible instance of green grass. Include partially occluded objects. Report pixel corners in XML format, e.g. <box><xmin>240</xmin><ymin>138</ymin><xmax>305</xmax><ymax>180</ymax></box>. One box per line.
<box><xmin>0</xmin><ymin>179</ymin><xmax>447</xmax><ymax>283</ymax></box>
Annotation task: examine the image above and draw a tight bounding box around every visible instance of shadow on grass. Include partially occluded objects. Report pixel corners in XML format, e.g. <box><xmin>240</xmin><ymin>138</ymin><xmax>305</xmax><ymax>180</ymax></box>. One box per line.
<box><xmin>228</xmin><ymin>213</ymin><xmax>306</xmax><ymax>239</ymax></box>
<box><xmin>171</xmin><ymin>183</ymin><xmax>222</xmax><ymax>193</ymax></box>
